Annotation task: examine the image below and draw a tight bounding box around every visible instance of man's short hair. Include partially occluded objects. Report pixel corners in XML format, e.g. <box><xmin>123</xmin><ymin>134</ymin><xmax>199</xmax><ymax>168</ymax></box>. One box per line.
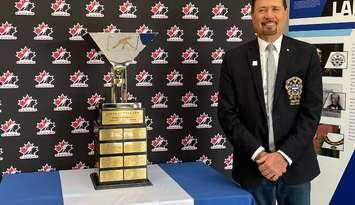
<box><xmin>330</xmin><ymin>93</ymin><xmax>340</xmax><ymax>101</ymax></box>
<box><xmin>251</xmin><ymin>0</ymin><xmax>288</xmax><ymax>13</ymax></box>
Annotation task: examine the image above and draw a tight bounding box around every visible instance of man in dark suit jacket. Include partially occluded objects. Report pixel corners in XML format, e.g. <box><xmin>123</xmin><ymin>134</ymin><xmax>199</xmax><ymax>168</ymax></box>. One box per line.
<box><xmin>218</xmin><ymin>0</ymin><xmax>322</xmax><ymax>205</ymax></box>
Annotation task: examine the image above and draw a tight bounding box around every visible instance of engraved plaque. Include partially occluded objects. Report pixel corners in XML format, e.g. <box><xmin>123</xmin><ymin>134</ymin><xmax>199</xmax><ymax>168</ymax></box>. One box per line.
<box><xmin>99</xmin><ymin>129</ymin><xmax>123</xmax><ymax>141</ymax></box>
<box><xmin>100</xmin><ymin>170</ymin><xmax>123</xmax><ymax>182</ymax></box>
<box><xmin>124</xmin><ymin>168</ymin><xmax>147</xmax><ymax>180</ymax></box>
<box><xmin>102</xmin><ymin>109</ymin><xmax>144</xmax><ymax>125</ymax></box>
<box><xmin>124</xmin><ymin>128</ymin><xmax>146</xmax><ymax>140</ymax></box>
<box><xmin>100</xmin><ymin>156</ymin><xmax>123</xmax><ymax>168</ymax></box>
<box><xmin>124</xmin><ymin>141</ymin><xmax>146</xmax><ymax>153</ymax></box>
<box><xmin>124</xmin><ymin>155</ymin><xmax>147</xmax><ymax>167</ymax></box>
<box><xmin>100</xmin><ymin>142</ymin><xmax>123</xmax><ymax>155</ymax></box>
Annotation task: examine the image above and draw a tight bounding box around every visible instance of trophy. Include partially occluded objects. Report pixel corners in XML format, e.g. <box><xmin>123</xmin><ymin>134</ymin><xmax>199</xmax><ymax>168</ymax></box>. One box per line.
<box><xmin>84</xmin><ymin>32</ymin><xmax>155</xmax><ymax>189</ymax></box>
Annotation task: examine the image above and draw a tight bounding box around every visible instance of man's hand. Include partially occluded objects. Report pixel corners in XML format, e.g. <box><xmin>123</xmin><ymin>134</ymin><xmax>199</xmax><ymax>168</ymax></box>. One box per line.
<box><xmin>256</xmin><ymin>152</ymin><xmax>288</xmax><ymax>181</ymax></box>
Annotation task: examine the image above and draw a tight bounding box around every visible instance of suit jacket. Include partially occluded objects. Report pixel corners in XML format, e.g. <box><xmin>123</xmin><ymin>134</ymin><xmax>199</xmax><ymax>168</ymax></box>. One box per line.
<box><xmin>218</xmin><ymin>35</ymin><xmax>322</xmax><ymax>188</ymax></box>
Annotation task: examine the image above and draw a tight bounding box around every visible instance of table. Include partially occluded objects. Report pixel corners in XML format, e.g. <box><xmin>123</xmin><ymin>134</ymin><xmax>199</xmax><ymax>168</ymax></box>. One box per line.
<box><xmin>0</xmin><ymin>162</ymin><xmax>254</xmax><ymax>205</ymax></box>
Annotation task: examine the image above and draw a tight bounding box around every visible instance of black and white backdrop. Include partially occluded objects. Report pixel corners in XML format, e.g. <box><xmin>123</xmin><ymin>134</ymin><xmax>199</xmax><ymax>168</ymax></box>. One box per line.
<box><xmin>0</xmin><ymin>0</ymin><xmax>255</xmax><ymax>177</ymax></box>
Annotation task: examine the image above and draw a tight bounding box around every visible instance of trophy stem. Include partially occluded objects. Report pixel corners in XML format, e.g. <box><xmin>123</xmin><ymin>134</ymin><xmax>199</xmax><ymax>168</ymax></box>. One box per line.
<box><xmin>121</xmin><ymin>66</ymin><xmax>128</xmax><ymax>103</ymax></box>
<box><xmin>111</xmin><ymin>81</ymin><xmax>116</xmax><ymax>103</ymax></box>
<box><xmin>112</xmin><ymin>65</ymin><xmax>128</xmax><ymax>103</ymax></box>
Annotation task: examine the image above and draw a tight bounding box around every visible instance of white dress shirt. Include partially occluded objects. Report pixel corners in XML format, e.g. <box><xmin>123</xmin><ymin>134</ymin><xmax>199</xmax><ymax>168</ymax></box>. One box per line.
<box><xmin>251</xmin><ymin>35</ymin><xmax>293</xmax><ymax>165</ymax></box>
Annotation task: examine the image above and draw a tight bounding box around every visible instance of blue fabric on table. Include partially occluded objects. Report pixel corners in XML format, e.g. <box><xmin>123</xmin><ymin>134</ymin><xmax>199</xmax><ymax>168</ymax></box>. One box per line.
<box><xmin>0</xmin><ymin>171</ymin><xmax>63</xmax><ymax>205</ymax></box>
<box><xmin>160</xmin><ymin>162</ymin><xmax>255</xmax><ymax>205</ymax></box>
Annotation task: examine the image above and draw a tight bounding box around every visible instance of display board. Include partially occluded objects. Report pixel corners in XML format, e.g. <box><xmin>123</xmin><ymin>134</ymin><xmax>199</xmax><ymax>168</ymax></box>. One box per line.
<box><xmin>290</xmin><ymin>1</ymin><xmax>355</xmax><ymax>204</ymax></box>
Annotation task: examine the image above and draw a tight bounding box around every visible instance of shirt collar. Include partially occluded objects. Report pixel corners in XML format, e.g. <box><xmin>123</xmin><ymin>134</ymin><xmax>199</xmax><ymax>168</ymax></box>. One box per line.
<box><xmin>257</xmin><ymin>35</ymin><xmax>283</xmax><ymax>53</ymax></box>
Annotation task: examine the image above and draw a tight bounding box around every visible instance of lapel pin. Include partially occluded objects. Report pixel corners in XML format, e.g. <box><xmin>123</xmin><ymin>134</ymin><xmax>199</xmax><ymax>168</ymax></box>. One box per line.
<box><xmin>286</xmin><ymin>48</ymin><xmax>290</xmax><ymax>52</ymax></box>
<box><xmin>252</xmin><ymin>60</ymin><xmax>258</xmax><ymax>66</ymax></box>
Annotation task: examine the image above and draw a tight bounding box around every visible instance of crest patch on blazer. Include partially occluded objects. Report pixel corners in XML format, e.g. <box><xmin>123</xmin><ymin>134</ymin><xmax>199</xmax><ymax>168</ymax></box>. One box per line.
<box><xmin>285</xmin><ymin>76</ymin><xmax>303</xmax><ymax>105</ymax></box>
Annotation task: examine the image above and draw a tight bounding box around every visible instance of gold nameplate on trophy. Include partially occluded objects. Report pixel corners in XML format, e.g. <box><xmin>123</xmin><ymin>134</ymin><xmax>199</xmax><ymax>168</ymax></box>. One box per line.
<box><xmin>100</xmin><ymin>170</ymin><xmax>123</xmax><ymax>182</ymax></box>
<box><xmin>124</xmin><ymin>128</ymin><xmax>147</xmax><ymax>140</ymax></box>
<box><xmin>102</xmin><ymin>109</ymin><xmax>144</xmax><ymax>125</ymax></box>
<box><xmin>99</xmin><ymin>129</ymin><xmax>123</xmax><ymax>141</ymax></box>
<box><xmin>124</xmin><ymin>155</ymin><xmax>147</xmax><ymax>167</ymax></box>
<box><xmin>124</xmin><ymin>168</ymin><xmax>147</xmax><ymax>180</ymax></box>
<box><xmin>100</xmin><ymin>143</ymin><xmax>123</xmax><ymax>155</ymax></box>
<box><xmin>100</xmin><ymin>156</ymin><xmax>123</xmax><ymax>168</ymax></box>
<box><xmin>124</xmin><ymin>141</ymin><xmax>147</xmax><ymax>153</ymax></box>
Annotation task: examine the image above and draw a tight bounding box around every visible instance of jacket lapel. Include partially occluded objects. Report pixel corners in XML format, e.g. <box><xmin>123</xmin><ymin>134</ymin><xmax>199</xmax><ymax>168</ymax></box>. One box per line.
<box><xmin>273</xmin><ymin>36</ymin><xmax>294</xmax><ymax>108</ymax></box>
<box><xmin>248</xmin><ymin>39</ymin><xmax>267</xmax><ymax>119</ymax></box>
